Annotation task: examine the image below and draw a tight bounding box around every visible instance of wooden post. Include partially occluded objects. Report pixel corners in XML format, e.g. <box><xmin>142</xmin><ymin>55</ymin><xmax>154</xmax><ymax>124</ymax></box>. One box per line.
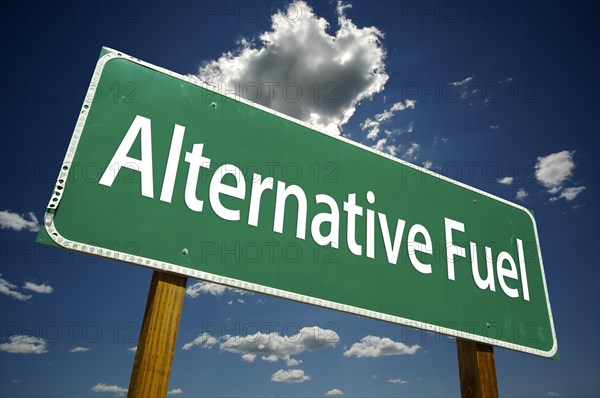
<box><xmin>128</xmin><ymin>271</ymin><xmax>187</xmax><ymax>398</ymax></box>
<box><xmin>456</xmin><ymin>338</ymin><xmax>499</xmax><ymax>398</ymax></box>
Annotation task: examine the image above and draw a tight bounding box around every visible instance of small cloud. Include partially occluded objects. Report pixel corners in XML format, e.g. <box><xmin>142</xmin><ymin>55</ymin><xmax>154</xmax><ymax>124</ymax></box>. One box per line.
<box><xmin>361</xmin><ymin>118</ymin><xmax>381</xmax><ymax>140</ymax></box>
<box><xmin>0</xmin><ymin>335</ymin><xmax>48</xmax><ymax>354</ymax></box>
<box><xmin>498</xmin><ymin>77</ymin><xmax>513</xmax><ymax>84</ymax></box>
<box><xmin>0</xmin><ymin>275</ymin><xmax>32</xmax><ymax>301</ymax></box>
<box><xmin>181</xmin><ymin>333</ymin><xmax>219</xmax><ymax>351</ymax></box>
<box><xmin>535</xmin><ymin>150</ymin><xmax>576</xmax><ymax>194</ymax></box>
<box><xmin>450</xmin><ymin>75</ymin><xmax>474</xmax><ymax>87</ymax></box>
<box><xmin>422</xmin><ymin>160</ymin><xmax>433</xmax><ymax>170</ymax></box>
<box><xmin>550</xmin><ymin>186</ymin><xmax>586</xmax><ymax>202</ymax></box>
<box><xmin>70</xmin><ymin>347</ymin><xmax>91</xmax><ymax>353</ymax></box>
<box><xmin>286</xmin><ymin>358</ymin><xmax>303</xmax><ymax>366</ymax></box>
<box><xmin>168</xmin><ymin>388</ymin><xmax>183</xmax><ymax>395</ymax></box>
<box><xmin>363</xmin><ymin>100</ymin><xmax>416</xmax><ymax>140</ymax></box>
<box><xmin>0</xmin><ymin>210</ymin><xmax>39</xmax><ymax>232</ymax></box>
<box><xmin>389</xmin><ymin>378</ymin><xmax>408</xmax><ymax>384</ymax></box>
<box><xmin>497</xmin><ymin>176</ymin><xmax>514</xmax><ymax>185</ymax></box>
<box><xmin>325</xmin><ymin>388</ymin><xmax>345</xmax><ymax>396</ymax></box>
<box><xmin>11</xmin><ymin>380</ymin><xmax>22</xmax><ymax>383</ymax></box>
<box><xmin>271</xmin><ymin>369</ymin><xmax>310</xmax><ymax>383</ymax></box>
<box><xmin>343</xmin><ymin>335</ymin><xmax>420</xmax><ymax>358</ymax></box>
<box><xmin>91</xmin><ymin>383</ymin><xmax>128</xmax><ymax>395</ymax></box>
<box><xmin>372</xmin><ymin>137</ymin><xmax>398</xmax><ymax>157</ymax></box>
<box><xmin>489</xmin><ymin>125</ymin><xmax>500</xmax><ymax>130</ymax></box>
<box><xmin>404</xmin><ymin>142</ymin><xmax>420</xmax><ymax>160</ymax></box>
<box><xmin>516</xmin><ymin>188</ymin><xmax>529</xmax><ymax>201</ymax></box>
<box><xmin>23</xmin><ymin>282</ymin><xmax>54</xmax><ymax>294</ymax></box>
<box><xmin>547</xmin><ymin>392</ymin><xmax>560</xmax><ymax>397</ymax></box>
<box><xmin>128</xmin><ymin>346</ymin><xmax>137</xmax><ymax>353</ymax></box>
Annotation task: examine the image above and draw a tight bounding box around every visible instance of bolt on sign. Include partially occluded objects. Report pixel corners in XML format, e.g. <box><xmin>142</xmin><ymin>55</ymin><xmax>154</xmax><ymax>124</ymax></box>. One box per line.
<box><xmin>38</xmin><ymin>48</ymin><xmax>557</xmax><ymax>357</ymax></box>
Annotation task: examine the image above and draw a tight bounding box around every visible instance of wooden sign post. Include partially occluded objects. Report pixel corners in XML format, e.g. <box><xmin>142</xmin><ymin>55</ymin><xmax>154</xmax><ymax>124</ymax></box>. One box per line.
<box><xmin>457</xmin><ymin>338</ymin><xmax>499</xmax><ymax>398</ymax></box>
<box><xmin>128</xmin><ymin>271</ymin><xmax>187</xmax><ymax>398</ymax></box>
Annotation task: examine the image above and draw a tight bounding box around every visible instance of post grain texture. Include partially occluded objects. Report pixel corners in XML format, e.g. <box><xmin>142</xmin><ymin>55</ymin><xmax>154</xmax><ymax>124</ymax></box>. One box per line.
<box><xmin>457</xmin><ymin>338</ymin><xmax>499</xmax><ymax>398</ymax></box>
<box><xmin>128</xmin><ymin>271</ymin><xmax>187</xmax><ymax>398</ymax></box>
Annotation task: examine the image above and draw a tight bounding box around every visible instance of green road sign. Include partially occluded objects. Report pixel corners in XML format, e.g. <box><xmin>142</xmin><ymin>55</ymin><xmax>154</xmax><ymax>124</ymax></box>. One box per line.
<box><xmin>38</xmin><ymin>47</ymin><xmax>557</xmax><ymax>357</ymax></box>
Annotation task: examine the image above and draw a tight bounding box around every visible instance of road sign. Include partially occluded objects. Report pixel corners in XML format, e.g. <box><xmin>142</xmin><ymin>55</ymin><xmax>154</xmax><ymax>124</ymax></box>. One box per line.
<box><xmin>38</xmin><ymin>47</ymin><xmax>557</xmax><ymax>357</ymax></box>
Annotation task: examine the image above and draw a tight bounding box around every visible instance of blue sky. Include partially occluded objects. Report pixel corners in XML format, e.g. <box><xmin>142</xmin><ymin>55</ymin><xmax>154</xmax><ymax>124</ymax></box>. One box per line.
<box><xmin>1</xmin><ymin>1</ymin><xmax>598</xmax><ymax>397</ymax></box>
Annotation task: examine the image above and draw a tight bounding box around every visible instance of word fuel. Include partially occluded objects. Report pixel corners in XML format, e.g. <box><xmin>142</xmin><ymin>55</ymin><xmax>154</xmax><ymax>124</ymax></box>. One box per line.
<box><xmin>99</xmin><ymin>115</ymin><xmax>530</xmax><ymax>302</ymax></box>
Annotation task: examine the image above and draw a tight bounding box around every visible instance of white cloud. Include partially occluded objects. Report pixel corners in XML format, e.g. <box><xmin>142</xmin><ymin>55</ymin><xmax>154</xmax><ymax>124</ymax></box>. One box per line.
<box><xmin>271</xmin><ymin>369</ymin><xmax>310</xmax><ymax>383</ymax></box>
<box><xmin>91</xmin><ymin>383</ymin><xmax>127</xmax><ymax>395</ymax></box>
<box><xmin>70</xmin><ymin>346</ymin><xmax>91</xmax><ymax>353</ymax></box>
<box><xmin>450</xmin><ymin>75</ymin><xmax>474</xmax><ymax>86</ymax></box>
<box><xmin>422</xmin><ymin>160</ymin><xmax>433</xmax><ymax>170</ymax></box>
<box><xmin>0</xmin><ymin>335</ymin><xmax>48</xmax><ymax>354</ymax></box>
<box><xmin>343</xmin><ymin>335</ymin><xmax>420</xmax><ymax>358</ymax></box>
<box><xmin>168</xmin><ymin>388</ymin><xmax>183</xmax><ymax>395</ymax></box>
<box><xmin>23</xmin><ymin>282</ymin><xmax>54</xmax><ymax>294</ymax></box>
<box><xmin>489</xmin><ymin>125</ymin><xmax>500</xmax><ymax>130</ymax></box>
<box><xmin>325</xmin><ymin>388</ymin><xmax>345</xmax><ymax>396</ymax></box>
<box><xmin>547</xmin><ymin>392</ymin><xmax>560</xmax><ymax>397</ymax></box>
<box><xmin>371</xmin><ymin>138</ymin><xmax>398</xmax><ymax>157</ymax></box>
<box><xmin>550</xmin><ymin>186</ymin><xmax>586</xmax><ymax>202</ymax></box>
<box><xmin>0</xmin><ymin>210</ymin><xmax>39</xmax><ymax>232</ymax></box>
<box><xmin>363</xmin><ymin>100</ymin><xmax>415</xmax><ymax>140</ymax></box>
<box><xmin>198</xmin><ymin>0</ymin><xmax>388</xmax><ymax>135</ymax></box>
<box><xmin>361</xmin><ymin>118</ymin><xmax>380</xmax><ymax>140</ymax></box>
<box><xmin>389</xmin><ymin>378</ymin><xmax>408</xmax><ymax>384</ymax></box>
<box><xmin>404</xmin><ymin>142</ymin><xmax>420</xmax><ymax>160</ymax></box>
<box><xmin>497</xmin><ymin>176</ymin><xmax>514</xmax><ymax>185</ymax></box>
<box><xmin>0</xmin><ymin>275</ymin><xmax>32</xmax><ymax>301</ymax></box>
<box><xmin>185</xmin><ymin>281</ymin><xmax>250</xmax><ymax>298</ymax></box>
<box><xmin>128</xmin><ymin>346</ymin><xmax>137</xmax><ymax>353</ymax></box>
<box><xmin>535</xmin><ymin>150</ymin><xmax>575</xmax><ymax>193</ymax></box>
<box><xmin>181</xmin><ymin>332</ymin><xmax>219</xmax><ymax>351</ymax></box>
<box><xmin>183</xmin><ymin>326</ymin><xmax>338</xmax><ymax>365</ymax></box>
<box><xmin>516</xmin><ymin>188</ymin><xmax>529</xmax><ymax>201</ymax></box>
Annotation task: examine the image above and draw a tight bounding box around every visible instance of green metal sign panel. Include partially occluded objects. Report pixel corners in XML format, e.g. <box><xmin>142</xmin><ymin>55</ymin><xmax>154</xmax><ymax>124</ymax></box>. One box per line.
<box><xmin>38</xmin><ymin>48</ymin><xmax>557</xmax><ymax>357</ymax></box>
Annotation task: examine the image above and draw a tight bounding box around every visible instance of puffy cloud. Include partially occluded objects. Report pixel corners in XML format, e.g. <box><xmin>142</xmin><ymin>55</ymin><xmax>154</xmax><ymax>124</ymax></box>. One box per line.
<box><xmin>325</xmin><ymin>388</ymin><xmax>345</xmax><ymax>396</ymax></box>
<box><xmin>181</xmin><ymin>333</ymin><xmax>220</xmax><ymax>351</ymax></box>
<box><xmin>422</xmin><ymin>160</ymin><xmax>433</xmax><ymax>170</ymax></box>
<box><xmin>0</xmin><ymin>275</ymin><xmax>32</xmax><ymax>301</ymax></box>
<box><xmin>497</xmin><ymin>176</ymin><xmax>514</xmax><ymax>185</ymax></box>
<box><xmin>389</xmin><ymin>378</ymin><xmax>408</xmax><ymax>384</ymax></box>
<box><xmin>550</xmin><ymin>186</ymin><xmax>586</xmax><ymax>202</ymax></box>
<box><xmin>271</xmin><ymin>369</ymin><xmax>310</xmax><ymax>383</ymax></box>
<box><xmin>168</xmin><ymin>388</ymin><xmax>183</xmax><ymax>395</ymax></box>
<box><xmin>516</xmin><ymin>188</ymin><xmax>529</xmax><ymax>201</ymax></box>
<box><xmin>23</xmin><ymin>282</ymin><xmax>53</xmax><ymax>294</ymax></box>
<box><xmin>0</xmin><ymin>210</ymin><xmax>39</xmax><ymax>232</ymax></box>
<box><xmin>182</xmin><ymin>326</ymin><xmax>338</xmax><ymax>365</ymax></box>
<box><xmin>343</xmin><ymin>335</ymin><xmax>420</xmax><ymax>358</ymax></box>
<box><xmin>535</xmin><ymin>151</ymin><xmax>575</xmax><ymax>193</ymax></box>
<box><xmin>197</xmin><ymin>1</ymin><xmax>388</xmax><ymax>135</ymax></box>
<box><xmin>0</xmin><ymin>335</ymin><xmax>48</xmax><ymax>354</ymax></box>
<box><xmin>91</xmin><ymin>383</ymin><xmax>127</xmax><ymax>395</ymax></box>
<box><xmin>70</xmin><ymin>347</ymin><xmax>91</xmax><ymax>353</ymax></box>
<box><xmin>489</xmin><ymin>125</ymin><xmax>500</xmax><ymax>130</ymax></box>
